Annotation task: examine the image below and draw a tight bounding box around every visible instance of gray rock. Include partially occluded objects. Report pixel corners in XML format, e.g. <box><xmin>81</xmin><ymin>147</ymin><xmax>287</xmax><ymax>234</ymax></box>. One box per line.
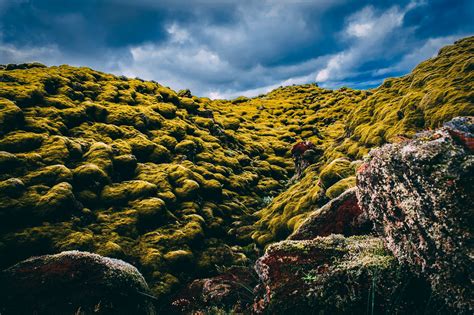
<box><xmin>0</xmin><ymin>251</ymin><xmax>156</xmax><ymax>315</ymax></box>
<box><xmin>357</xmin><ymin>116</ymin><xmax>474</xmax><ymax>312</ymax></box>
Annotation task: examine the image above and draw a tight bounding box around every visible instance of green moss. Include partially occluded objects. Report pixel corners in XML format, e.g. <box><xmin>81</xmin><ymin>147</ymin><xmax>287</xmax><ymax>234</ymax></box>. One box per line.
<box><xmin>0</xmin><ymin>131</ymin><xmax>45</xmax><ymax>153</ymax></box>
<box><xmin>149</xmin><ymin>144</ymin><xmax>171</xmax><ymax>163</ymax></box>
<box><xmin>0</xmin><ymin>151</ymin><xmax>21</xmax><ymax>174</ymax></box>
<box><xmin>325</xmin><ymin>176</ymin><xmax>356</xmax><ymax>199</ymax></box>
<box><xmin>179</xmin><ymin>97</ymin><xmax>199</xmax><ymax>112</ymax></box>
<box><xmin>174</xmin><ymin>179</ymin><xmax>200</xmax><ymax>199</ymax></box>
<box><xmin>319</xmin><ymin>158</ymin><xmax>355</xmax><ymax>189</ymax></box>
<box><xmin>0</xmin><ymin>98</ymin><xmax>23</xmax><ymax>135</ymax></box>
<box><xmin>57</xmin><ymin>230</ymin><xmax>94</xmax><ymax>251</ymax></box>
<box><xmin>132</xmin><ymin>197</ymin><xmax>168</xmax><ymax>225</ymax></box>
<box><xmin>73</xmin><ymin>163</ymin><xmax>110</xmax><ymax>189</ymax></box>
<box><xmin>101</xmin><ymin>180</ymin><xmax>157</xmax><ymax>205</ymax></box>
<box><xmin>23</xmin><ymin>165</ymin><xmax>73</xmax><ymax>186</ymax></box>
<box><xmin>36</xmin><ymin>182</ymin><xmax>78</xmax><ymax>218</ymax></box>
<box><xmin>163</xmin><ymin>249</ymin><xmax>194</xmax><ymax>263</ymax></box>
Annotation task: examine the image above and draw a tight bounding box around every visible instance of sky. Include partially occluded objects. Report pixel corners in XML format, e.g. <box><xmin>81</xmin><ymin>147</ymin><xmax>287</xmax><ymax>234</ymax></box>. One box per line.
<box><xmin>0</xmin><ymin>0</ymin><xmax>472</xmax><ymax>99</ymax></box>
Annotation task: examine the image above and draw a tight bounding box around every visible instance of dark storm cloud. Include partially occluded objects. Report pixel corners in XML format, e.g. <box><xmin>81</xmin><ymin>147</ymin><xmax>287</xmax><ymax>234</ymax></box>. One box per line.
<box><xmin>0</xmin><ymin>0</ymin><xmax>472</xmax><ymax>98</ymax></box>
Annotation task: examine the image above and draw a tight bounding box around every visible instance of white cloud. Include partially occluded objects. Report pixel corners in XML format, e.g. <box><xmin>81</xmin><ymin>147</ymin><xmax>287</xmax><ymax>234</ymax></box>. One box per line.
<box><xmin>115</xmin><ymin>1</ymin><xmax>339</xmax><ymax>98</ymax></box>
<box><xmin>167</xmin><ymin>23</ymin><xmax>191</xmax><ymax>44</ymax></box>
<box><xmin>315</xmin><ymin>1</ymin><xmax>424</xmax><ymax>84</ymax></box>
<box><xmin>0</xmin><ymin>33</ymin><xmax>62</xmax><ymax>64</ymax></box>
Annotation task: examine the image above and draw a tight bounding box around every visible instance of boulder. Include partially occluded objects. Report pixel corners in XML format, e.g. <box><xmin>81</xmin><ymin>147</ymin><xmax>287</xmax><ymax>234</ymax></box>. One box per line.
<box><xmin>168</xmin><ymin>266</ymin><xmax>256</xmax><ymax>314</ymax></box>
<box><xmin>289</xmin><ymin>187</ymin><xmax>370</xmax><ymax>240</ymax></box>
<box><xmin>0</xmin><ymin>251</ymin><xmax>156</xmax><ymax>314</ymax></box>
<box><xmin>357</xmin><ymin>116</ymin><xmax>474</xmax><ymax>312</ymax></box>
<box><xmin>253</xmin><ymin>235</ymin><xmax>442</xmax><ymax>314</ymax></box>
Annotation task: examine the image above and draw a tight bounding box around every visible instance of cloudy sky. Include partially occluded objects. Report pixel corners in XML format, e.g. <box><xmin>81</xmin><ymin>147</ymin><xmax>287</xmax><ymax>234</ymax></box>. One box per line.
<box><xmin>0</xmin><ymin>0</ymin><xmax>472</xmax><ymax>99</ymax></box>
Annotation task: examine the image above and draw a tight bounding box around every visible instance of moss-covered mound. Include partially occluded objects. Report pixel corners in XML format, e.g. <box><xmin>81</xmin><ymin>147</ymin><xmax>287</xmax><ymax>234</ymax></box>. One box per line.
<box><xmin>0</xmin><ymin>64</ymin><xmax>291</xmax><ymax>299</ymax></box>
<box><xmin>0</xmin><ymin>36</ymin><xmax>472</xmax><ymax>302</ymax></box>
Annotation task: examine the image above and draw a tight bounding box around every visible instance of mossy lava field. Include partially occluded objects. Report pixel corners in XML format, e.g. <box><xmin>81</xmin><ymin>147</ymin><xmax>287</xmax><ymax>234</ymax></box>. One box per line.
<box><xmin>0</xmin><ymin>36</ymin><xmax>473</xmax><ymax>301</ymax></box>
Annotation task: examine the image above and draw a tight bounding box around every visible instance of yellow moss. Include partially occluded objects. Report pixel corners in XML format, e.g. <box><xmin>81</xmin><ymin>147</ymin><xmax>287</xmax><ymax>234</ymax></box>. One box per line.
<box><xmin>174</xmin><ymin>179</ymin><xmax>200</xmax><ymax>199</ymax></box>
<box><xmin>23</xmin><ymin>164</ymin><xmax>73</xmax><ymax>186</ymax></box>
<box><xmin>319</xmin><ymin>158</ymin><xmax>355</xmax><ymax>189</ymax></box>
<box><xmin>325</xmin><ymin>176</ymin><xmax>356</xmax><ymax>199</ymax></box>
<box><xmin>101</xmin><ymin>180</ymin><xmax>157</xmax><ymax>205</ymax></box>
<box><xmin>36</xmin><ymin>182</ymin><xmax>78</xmax><ymax>217</ymax></box>
<box><xmin>163</xmin><ymin>249</ymin><xmax>194</xmax><ymax>263</ymax></box>
<box><xmin>0</xmin><ymin>131</ymin><xmax>45</xmax><ymax>153</ymax></box>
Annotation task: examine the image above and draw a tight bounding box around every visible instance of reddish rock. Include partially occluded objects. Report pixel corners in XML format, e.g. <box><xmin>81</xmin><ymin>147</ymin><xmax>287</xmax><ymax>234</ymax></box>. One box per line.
<box><xmin>291</xmin><ymin>141</ymin><xmax>322</xmax><ymax>179</ymax></box>
<box><xmin>253</xmin><ymin>235</ymin><xmax>439</xmax><ymax>314</ymax></box>
<box><xmin>289</xmin><ymin>187</ymin><xmax>370</xmax><ymax>240</ymax></box>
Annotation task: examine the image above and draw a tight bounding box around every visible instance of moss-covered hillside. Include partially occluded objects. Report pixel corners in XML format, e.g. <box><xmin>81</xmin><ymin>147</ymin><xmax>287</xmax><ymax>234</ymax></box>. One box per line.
<box><xmin>0</xmin><ymin>36</ymin><xmax>472</xmax><ymax>300</ymax></box>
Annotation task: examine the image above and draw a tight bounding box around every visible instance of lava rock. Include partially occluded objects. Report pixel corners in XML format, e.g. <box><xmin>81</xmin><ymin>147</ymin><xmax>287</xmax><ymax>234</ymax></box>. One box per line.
<box><xmin>0</xmin><ymin>251</ymin><xmax>156</xmax><ymax>315</ymax></box>
<box><xmin>168</xmin><ymin>266</ymin><xmax>256</xmax><ymax>314</ymax></box>
<box><xmin>289</xmin><ymin>187</ymin><xmax>370</xmax><ymax>240</ymax></box>
<box><xmin>357</xmin><ymin>116</ymin><xmax>474</xmax><ymax>312</ymax></box>
<box><xmin>253</xmin><ymin>235</ymin><xmax>441</xmax><ymax>314</ymax></box>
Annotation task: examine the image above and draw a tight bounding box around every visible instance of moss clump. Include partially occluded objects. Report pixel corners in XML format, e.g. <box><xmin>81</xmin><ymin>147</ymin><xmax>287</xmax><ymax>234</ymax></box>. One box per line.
<box><xmin>174</xmin><ymin>139</ymin><xmax>197</xmax><ymax>157</ymax></box>
<box><xmin>36</xmin><ymin>182</ymin><xmax>79</xmax><ymax>218</ymax></box>
<box><xmin>0</xmin><ymin>99</ymin><xmax>23</xmax><ymax>135</ymax></box>
<box><xmin>101</xmin><ymin>180</ymin><xmax>157</xmax><ymax>205</ymax></box>
<box><xmin>23</xmin><ymin>164</ymin><xmax>73</xmax><ymax>186</ymax></box>
<box><xmin>174</xmin><ymin>179</ymin><xmax>200</xmax><ymax>199</ymax></box>
<box><xmin>163</xmin><ymin>249</ymin><xmax>194</xmax><ymax>263</ymax></box>
<box><xmin>319</xmin><ymin>158</ymin><xmax>355</xmax><ymax>189</ymax></box>
<box><xmin>0</xmin><ymin>131</ymin><xmax>44</xmax><ymax>153</ymax></box>
<box><xmin>153</xmin><ymin>103</ymin><xmax>177</xmax><ymax>119</ymax></box>
<box><xmin>73</xmin><ymin>163</ymin><xmax>110</xmax><ymax>190</ymax></box>
<box><xmin>325</xmin><ymin>176</ymin><xmax>356</xmax><ymax>199</ymax></box>
<box><xmin>132</xmin><ymin>197</ymin><xmax>169</xmax><ymax>226</ymax></box>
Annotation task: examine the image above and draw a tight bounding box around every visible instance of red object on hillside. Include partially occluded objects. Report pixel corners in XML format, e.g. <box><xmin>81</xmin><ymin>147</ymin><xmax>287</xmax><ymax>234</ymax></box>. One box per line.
<box><xmin>291</xmin><ymin>141</ymin><xmax>315</xmax><ymax>157</ymax></box>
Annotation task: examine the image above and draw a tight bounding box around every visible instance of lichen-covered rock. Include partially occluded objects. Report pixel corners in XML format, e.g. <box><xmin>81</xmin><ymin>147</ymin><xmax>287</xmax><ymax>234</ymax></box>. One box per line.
<box><xmin>253</xmin><ymin>235</ymin><xmax>442</xmax><ymax>314</ymax></box>
<box><xmin>357</xmin><ymin>116</ymin><xmax>474</xmax><ymax>312</ymax></box>
<box><xmin>289</xmin><ymin>187</ymin><xmax>369</xmax><ymax>240</ymax></box>
<box><xmin>0</xmin><ymin>251</ymin><xmax>156</xmax><ymax>314</ymax></box>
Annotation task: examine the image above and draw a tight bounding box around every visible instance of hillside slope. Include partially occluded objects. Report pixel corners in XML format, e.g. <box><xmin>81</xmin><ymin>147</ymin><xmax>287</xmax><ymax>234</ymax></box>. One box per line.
<box><xmin>0</xmin><ymin>36</ymin><xmax>472</xmax><ymax>300</ymax></box>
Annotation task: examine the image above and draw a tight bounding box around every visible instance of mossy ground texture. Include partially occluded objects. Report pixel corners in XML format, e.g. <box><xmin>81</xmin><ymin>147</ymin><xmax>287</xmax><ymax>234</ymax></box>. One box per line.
<box><xmin>0</xmin><ymin>36</ymin><xmax>473</xmax><ymax>301</ymax></box>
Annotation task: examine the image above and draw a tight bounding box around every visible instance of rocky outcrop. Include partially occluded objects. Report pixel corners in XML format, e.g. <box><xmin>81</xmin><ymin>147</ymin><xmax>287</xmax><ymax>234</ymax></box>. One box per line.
<box><xmin>253</xmin><ymin>235</ymin><xmax>439</xmax><ymax>314</ymax></box>
<box><xmin>167</xmin><ymin>266</ymin><xmax>256</xmax><ymax>314</ymax></box>
<box><xmin>0</xmin><ymin>251</ymin><xmax>156</xmax><ymax>315</ymax></box>
<box><xmin>289</xmin><ymin>187</ymin><xmax>370</xmax><ymax>240</ymax></box>
<box><xmin>357</xmin><ymin>116</ymin><xmax>474</xmax><ymax>312</ymax></box>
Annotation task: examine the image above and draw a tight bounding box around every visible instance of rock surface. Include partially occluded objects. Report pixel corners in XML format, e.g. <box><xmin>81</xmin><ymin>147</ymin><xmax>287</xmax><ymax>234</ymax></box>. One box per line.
<box><xmin>289</xmin><ymin>187</ymin><xmax>370</xmax><ymax>240</ymax></box>
<box><xmin>167</xmin><ymin>266</ymin><xmax>256</xmax><ymax>314</ymax></box>
<box><xmin>0</xmin><ymin>251</ymin><xmax>156</xmax><ymax>315</ymax></box>
<box><xmin>357</xmin><ymin>116</ymin><xmax>474</xmax><ymax>312</ymax></box>
<box><xmin>253</xmin><ymin>235</ymin><xmax>439</xmax><ymax>314</ymax></box>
